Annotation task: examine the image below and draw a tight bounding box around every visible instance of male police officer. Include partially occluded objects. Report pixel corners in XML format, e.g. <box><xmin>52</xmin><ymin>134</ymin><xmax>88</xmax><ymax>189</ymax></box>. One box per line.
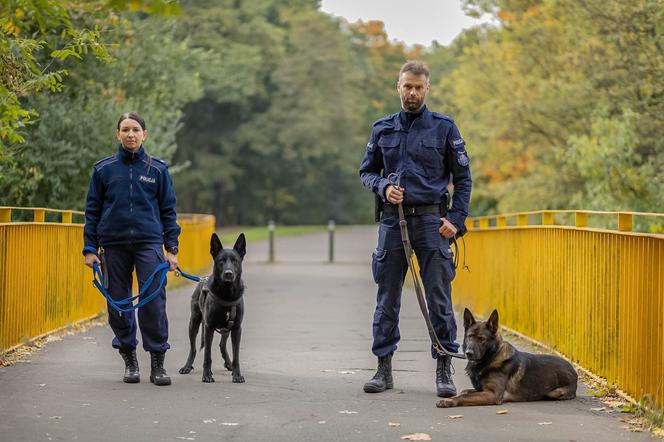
<box><xmin>359</xmin><ymin>60</ymin><xmax>472</xmax><ymax>397</ymax></box>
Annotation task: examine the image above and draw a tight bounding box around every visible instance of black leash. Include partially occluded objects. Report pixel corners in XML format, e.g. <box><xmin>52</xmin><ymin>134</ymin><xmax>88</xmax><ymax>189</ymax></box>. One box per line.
<box><xmin>387</xmin><ymin>173</ymin><xmax>466</xmax><ymax>360</ymax></box>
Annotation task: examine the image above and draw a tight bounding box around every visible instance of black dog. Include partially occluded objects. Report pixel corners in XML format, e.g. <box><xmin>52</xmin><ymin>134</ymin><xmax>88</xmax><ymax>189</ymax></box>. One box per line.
<box><xmin>437</xmin><ymin>308</ymin><xmax>577</xmax><ymax>408</ymax></box>
<box><xmin>179</xmin><ymin>233</ymin><xmax>246</xmax><ymax>383</ymax></box>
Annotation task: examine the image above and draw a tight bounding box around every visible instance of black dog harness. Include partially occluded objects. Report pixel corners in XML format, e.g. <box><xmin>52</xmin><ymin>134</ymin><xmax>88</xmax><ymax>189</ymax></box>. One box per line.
<box><xmin>200</xmin><ymin>278</ymin><xmax>242</xmax><ymax>333</ymax></box>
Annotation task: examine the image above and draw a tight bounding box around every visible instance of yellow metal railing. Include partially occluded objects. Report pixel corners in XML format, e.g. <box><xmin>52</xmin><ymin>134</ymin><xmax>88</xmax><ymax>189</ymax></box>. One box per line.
<box><xmin>0</xmin><ymin>207</ymin><xmax>215</xmax><ymax>354</ymax></box>
<box><xmin>453</xmin><ymin>210</ymin><xmax>664</xmax><ymax>408</ymax></box>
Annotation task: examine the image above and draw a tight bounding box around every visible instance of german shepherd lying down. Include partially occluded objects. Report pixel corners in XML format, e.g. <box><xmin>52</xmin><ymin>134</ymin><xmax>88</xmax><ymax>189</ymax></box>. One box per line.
<box><xmin>179</xmin><ymin>233</ymin><xmax>246</xmax><ymax>383</ymax></box>
<box><xmin>437</xmin><ymin>308</ymin><xmax>577</xmax><ymax>408</ymax></box>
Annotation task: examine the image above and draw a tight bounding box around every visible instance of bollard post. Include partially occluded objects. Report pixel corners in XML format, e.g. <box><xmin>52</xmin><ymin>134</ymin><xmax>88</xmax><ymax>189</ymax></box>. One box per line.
<box><xmin>268</xmin><ymin>220</ymin><xmax>275</xmax><ymax>263</ymax></box>
<box><xmin>328</xmin><ymin>219</ymin><xmax>335</xmax><ymax>263</ymax></box>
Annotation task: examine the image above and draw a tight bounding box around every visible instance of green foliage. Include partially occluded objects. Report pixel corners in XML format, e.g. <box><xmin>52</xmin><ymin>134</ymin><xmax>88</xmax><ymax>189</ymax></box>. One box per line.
<box><xmin>2</xmin><ymin>0</ymin><xmax>661</xmax><ymax>223</ymax></box>
<box><xmin>436</xmin><ymin>0</ymin><xmax>664</xmax><ymax>215</ymax></box>
<box><xmin>0</xmin><ymin>17</ymin><xmax>203</xmax><ymax>209</ymax></box>
<box><xmin>0</xmin><ymin>0</ymin><xmax>180</xmax><ymax>152</ymax></box>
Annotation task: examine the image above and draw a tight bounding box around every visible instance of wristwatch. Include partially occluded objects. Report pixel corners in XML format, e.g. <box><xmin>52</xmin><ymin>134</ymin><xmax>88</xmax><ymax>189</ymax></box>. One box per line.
<box><xmin>167</xmin><ymin>246</ymin><xmax>178</xmax><ymax>255</ymax></box>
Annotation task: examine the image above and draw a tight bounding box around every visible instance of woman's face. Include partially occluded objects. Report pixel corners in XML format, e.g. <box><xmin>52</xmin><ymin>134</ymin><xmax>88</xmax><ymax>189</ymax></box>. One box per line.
<box><xmin>116</xmin><ymin>118</ymin><xmax>147</xmax><ymax>152</ymax></box>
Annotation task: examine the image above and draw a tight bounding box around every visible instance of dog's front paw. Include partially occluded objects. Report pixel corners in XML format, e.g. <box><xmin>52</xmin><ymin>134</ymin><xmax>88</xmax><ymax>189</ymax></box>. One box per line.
<box><xmin>232</xmin><ymin>372</ymin><xmax>245</xmax><ymax>383</ymax></box>
<box><xmin>436</xmin><ymin>398</ymin><xmax>456</xmax><ymax>408</ymax></box>
<box><xmin>224</xmin><ymin>361</ymin><xmax>232</xmax><ymax>371</ymax></box>
<box><xmin>202</xmin><ymin>372</ymin><xmax>215</xmax><ymax>383</ymax></box>
<box><xmin>179</xmin><ymin>366</ymin><xmax>193</xmax><ymax>374</ymax></box>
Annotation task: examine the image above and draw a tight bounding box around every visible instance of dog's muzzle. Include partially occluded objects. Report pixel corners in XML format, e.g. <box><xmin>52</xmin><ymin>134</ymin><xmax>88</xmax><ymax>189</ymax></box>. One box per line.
<box><xmin>222</xmin><ymin>270</ymin><xmax>235</xmax><ymax>282</ymax></box>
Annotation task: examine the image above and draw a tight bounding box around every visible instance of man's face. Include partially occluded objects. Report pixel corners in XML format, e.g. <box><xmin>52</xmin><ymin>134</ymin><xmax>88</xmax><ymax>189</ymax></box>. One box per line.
<box><xmin>397</xmin><ymin>71</ymin><xmax>429</xmax><ymax>112</ymax></box>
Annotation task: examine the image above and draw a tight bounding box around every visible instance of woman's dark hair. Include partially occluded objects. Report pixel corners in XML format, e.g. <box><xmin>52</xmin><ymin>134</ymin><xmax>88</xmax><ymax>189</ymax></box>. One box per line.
<box><xmin>117</xmin><ymin>112</ymin><xmax>146</xmax><ymax>130</ymax></box>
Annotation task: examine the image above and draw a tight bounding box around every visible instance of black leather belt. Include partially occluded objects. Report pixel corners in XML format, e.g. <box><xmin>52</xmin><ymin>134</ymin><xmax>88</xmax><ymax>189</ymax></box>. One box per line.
<box><xmin>383</xmin><ymin>204</ymin><xmax>442</xmax><ymax>217</ymax></box>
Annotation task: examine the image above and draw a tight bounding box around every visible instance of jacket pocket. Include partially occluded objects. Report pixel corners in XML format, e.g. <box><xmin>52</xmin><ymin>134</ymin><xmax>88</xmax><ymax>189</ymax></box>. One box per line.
<box><xmin>438</xmin><ymin>244</ymin><xmax>456</xmax><ymax>282</ymax></box>
<box><xmin>420</xmin><ymin>138</ymin><xmax>444</xmax><ymax>178</ymax></box>
<box><xmin>378</xmin><ymin>134</ymin><xmax>400</xmax><ymax>172</ymax></box>
<box><xmin>371</xmin><ymin>248</ymin><xmax>387</xmax><ymax>284</ymax></box>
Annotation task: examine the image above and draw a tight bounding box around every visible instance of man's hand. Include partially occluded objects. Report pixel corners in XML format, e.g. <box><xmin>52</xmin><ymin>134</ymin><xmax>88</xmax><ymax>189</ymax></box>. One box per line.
<box><xmin>84</xmin><ymin>252</ymin><xmax>101</xmax><ymax>269</ymax></box>
<box><xmin>386</xmin><ymin>185</ymin><xmax>404</xmax><ymax>204</ymax></box>
<box><xmin>166</xmin><ymin>252</ymin><xmax>178</xmax><ymax>271</ymax></box>
<box><xmin>439</xmin><ymin>218</ymin><xmax>458</xmax><ymax>239</ymax></box>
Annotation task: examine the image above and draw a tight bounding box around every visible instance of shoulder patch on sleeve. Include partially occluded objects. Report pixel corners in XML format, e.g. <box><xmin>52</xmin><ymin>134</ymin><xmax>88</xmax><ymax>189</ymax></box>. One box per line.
<box><xmin>366</xmin><ymin>140</ymin><xmax>376</xmax><ymax>152</ymax></box>
<box><xmin>456</xmin><ymin>150</ymin><xmax>470</xmax><ymax>167</ymax></box>
<box><xmin>452</xmin><ymin>138</ymin><xmax>464</xmax><ymax>147</ymax></box>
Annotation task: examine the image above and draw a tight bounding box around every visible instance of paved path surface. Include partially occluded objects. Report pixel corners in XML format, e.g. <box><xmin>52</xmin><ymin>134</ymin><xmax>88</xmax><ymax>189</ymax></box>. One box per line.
<box><xmin>0</xmin><ymin>227</ymin><xmax>654</xmax><ymax>441</ymax></box>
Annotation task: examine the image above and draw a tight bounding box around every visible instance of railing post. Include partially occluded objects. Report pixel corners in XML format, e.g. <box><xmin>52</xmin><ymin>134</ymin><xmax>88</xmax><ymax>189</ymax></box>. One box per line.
<box><xmin>328</xmin><ymin>219</ymin><xmax>335</xmax><ymax>263</ymax></box>
<box><xmin>61</xmin><ymin>211</ymin><xmax>73</xmax><ymax>224</ymax></box>
<box><xmin>465</xmin><ymin>218</ymin><xmax>474</xmax><ymax>231</ymax></box>
<box><xmin>575</xmin><ymin>211</ymin><xmax>588</xmax><ymax>228</ymax></box>
<box><xmin>517</xmin><ymin>214</ymin><xmax>528</xmax><ymax>226</ymax></box>
<box><xmin>0</xmin><ymin>208</ymin><xmax>10</xmax><ymax>223</ymax></box>
<box><xmin>497</xmin><ymin>216</ymin><xmax>506</xmax><ymax>227</ymax></box>
<box><xmin>479</xmin><ymin>217</ymin><xmax>489</xmax><ymax>228</ymax></box>
<box><xmin>268</xmin><ymin>220</ymin><xmax>275</xmax><ymax>263</ymax></box>
<box><xmin>542</xmin><ymin>211</ymin><xmax>554</xmax><ymax>225</ymax></box>
<box><xmin>34</xmin><ymin>208</ymin><xmax>45</xmax><ymax>223</ymax></box>
<box><xmin>618</xmin><ymin>212</ymin><xmax>633</xmax><ymax>232</ymax></box>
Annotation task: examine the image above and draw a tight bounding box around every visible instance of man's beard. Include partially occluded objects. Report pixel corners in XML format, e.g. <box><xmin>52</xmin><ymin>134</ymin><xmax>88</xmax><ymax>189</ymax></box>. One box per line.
<box><xmin>402</xmin><ymin>96</ymin><xmax>424</xmax><ymax>112</ymax></box>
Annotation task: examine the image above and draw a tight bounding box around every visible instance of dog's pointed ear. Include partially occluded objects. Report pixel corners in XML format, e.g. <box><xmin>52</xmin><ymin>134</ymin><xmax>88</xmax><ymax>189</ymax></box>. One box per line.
<box><xmin>210</xmin><ymin>233</ymin><xmax>223</xmax><ymax>257</ymax></box>
<box><xmin>487</xmin><ymin>309</ymin><xmax>499</xmax><ymax>334</ymax></box>
<box><xmin>463</xmin><ymin>308</ymin><xmax>476</xmax><ymax>329</ymax></box>
<box><xmin>233</xmin><ymin>233</ymin><xmax>246</xmax><ymax>258</ymax></box>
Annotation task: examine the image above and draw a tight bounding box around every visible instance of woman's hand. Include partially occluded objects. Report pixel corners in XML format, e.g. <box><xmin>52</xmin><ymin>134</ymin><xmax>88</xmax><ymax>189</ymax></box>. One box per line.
<box><xmin>166</xmin><ymin>252</ymin><xmax>178</xmax><ymax>271</ymax></box>
<box><xmin>84</xmin><ymin>252</ymin><xmax>101</xmax><ymax>269</ymax></box>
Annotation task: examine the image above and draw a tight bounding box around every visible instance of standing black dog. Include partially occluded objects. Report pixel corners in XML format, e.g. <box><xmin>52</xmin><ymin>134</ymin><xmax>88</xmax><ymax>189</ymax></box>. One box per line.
<box><xmin>179</xmin><ymin>233</ymin><xmax>246</xmax><ymax>383</ymax></box>
<box><xmin>437</xmin><ymin>308</ymin><xmax>577</xmax><ymax>408</ymax></box>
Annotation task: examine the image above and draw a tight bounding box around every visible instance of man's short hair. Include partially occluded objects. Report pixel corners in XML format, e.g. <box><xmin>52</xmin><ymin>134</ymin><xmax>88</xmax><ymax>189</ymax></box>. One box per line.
<box><xmin>399</xmin><ymin>60</ymin><xmax>430</xmax><ymax>82</ymax></box>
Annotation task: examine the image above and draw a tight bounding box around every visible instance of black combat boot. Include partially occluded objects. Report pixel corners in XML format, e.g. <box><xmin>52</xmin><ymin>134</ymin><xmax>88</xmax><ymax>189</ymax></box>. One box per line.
<box><xmin>149</xmin><ymin>351</ymin><xmax>171</xmax><ymax>386</ymax></box>
<box><xmin>436</xmin><ymin>355</ymin><xmax>457</xmax><ymax>398</ymax></box>
<box><xmin>118</xmin><ymin>347</ymin><xmax>140</xmax><ymax>383</ymax></box>
<box><xmin>363</xmin><ymin>354</ymin><xmax>393</xmax><ymax>393</ymax></box>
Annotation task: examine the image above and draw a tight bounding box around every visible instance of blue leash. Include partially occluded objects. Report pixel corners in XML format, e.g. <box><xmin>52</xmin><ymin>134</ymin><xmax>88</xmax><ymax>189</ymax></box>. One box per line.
<box><xmin>175</xmin><ymin>267</ymin><xmax>202</xmax><ymax>282</ymax></box>
<box><xmin>92</xmin><ymin>262</ymin><xmax>202</xmax><ymax>313</ymax></box>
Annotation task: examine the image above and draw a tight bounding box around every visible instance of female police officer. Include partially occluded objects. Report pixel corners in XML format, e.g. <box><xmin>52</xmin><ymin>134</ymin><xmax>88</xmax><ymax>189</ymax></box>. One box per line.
<box><xmin>83</xmin><ymin>112</ymin><xmax>181</xmax><ymax>386</ymax></box>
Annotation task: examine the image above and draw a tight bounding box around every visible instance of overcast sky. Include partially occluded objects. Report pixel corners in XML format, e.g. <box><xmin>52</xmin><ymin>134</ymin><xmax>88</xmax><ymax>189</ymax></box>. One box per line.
<box><xmin>320</xmin><ymin>0</ymin><xmax>490</xmax><ymax>46</ymax></box>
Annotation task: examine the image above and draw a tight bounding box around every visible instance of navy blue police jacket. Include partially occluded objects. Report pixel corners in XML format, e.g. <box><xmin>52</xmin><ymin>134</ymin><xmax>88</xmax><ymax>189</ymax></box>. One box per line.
<box><xmin>359</xmin><ymin>105</ymin><xmax>472</xmax><ymax>229</ymax></box>
<box><xmin>82</xmin><ymin>145</ymin><xmax>181</xmax><ymax>255</ymax></box>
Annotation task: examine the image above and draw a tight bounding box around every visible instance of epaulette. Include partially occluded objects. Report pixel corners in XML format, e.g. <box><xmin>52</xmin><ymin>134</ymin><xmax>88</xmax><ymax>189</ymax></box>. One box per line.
<box><xmin>431</xmin><ymin>112</ymin><xmax>454</xmax><ymax>123</ymax></box>
<box><xmin>372</xmin><ymin>113</ymin><xmax>398</xmax><ymax>127</ymax></box>
<box><xmin>93</xmin><ymin>155</ymin><xmax>116</xmax><ymax>168</ymax></box>
<box><xmin>150</xmin><ymin>156</ymin><xmax>168</xmax><ymax>167</ymax></box>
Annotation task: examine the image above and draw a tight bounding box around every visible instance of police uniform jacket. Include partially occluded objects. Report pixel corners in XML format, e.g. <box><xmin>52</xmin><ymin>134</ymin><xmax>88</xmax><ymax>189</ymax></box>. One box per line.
<box><xmin>82</xmin><ymin>145</ymin><xmax>180</xmax><ymax>255</ymax></box>
<box><xmin>359</xmin><ymin>106</ymin><xmax>472</xmax><ymax>229</ymax></box>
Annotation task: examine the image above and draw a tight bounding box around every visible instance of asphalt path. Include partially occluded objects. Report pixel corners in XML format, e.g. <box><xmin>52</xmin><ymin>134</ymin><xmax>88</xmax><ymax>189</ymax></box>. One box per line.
<box><xmin>0</xmin><ymin>226</ymin><xmax>654</xmax><ymax>441</ymax></box>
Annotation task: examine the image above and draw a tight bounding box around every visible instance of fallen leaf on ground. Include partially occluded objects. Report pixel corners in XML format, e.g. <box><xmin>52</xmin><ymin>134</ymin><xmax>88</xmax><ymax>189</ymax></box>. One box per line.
<box><xmin>496</xmin><ymin>410</ymin><xmax>509</xmax><ymax>415</ymax></box>
<box><xmin>590</xmin><ymin>407</ymin><xmax>606</xmax><ymax>412</ymax></box>
<box><xmin>339</xmin><ymin>371</ymin><xmax>356</xmax><ymax>374</ymax></box>
<box><xmin>448</xmin><ymin>415</ymin><xmax>464</xmax><ymax>419</ymax></box>
<box><xmin>388</xmin><ymin>422</ymin><xmax>401</xmax><ymax>427</ymax></box>
<box><xmin>401</xmin><ymin>433</ymin><xmax>431</xmax><ymax>441</ymax></box>
<box><xmin>220</xmin><ymin>422</ymin><xmax>239</xmax><ymax>426</ymax></box>
<box><xmin>318</xmin><ymin>421</ymin><xmax>326</xmax><ymax>424</ymax></box>
<box><xmin>602</xmin><ymin>398</ymin><xmax>626</xmax><ymax>408</ymax></box>
<box><xmin>538</xmin><ymin>422</ymin><xmax>552</xmax><ymax>425</ymax></box>
<box><xmin>339</xmin><ymin>410</ymin><xmax>358</xmax><ymax>414</ymax></box>
<box><xmin>652</xmin><ymin>428</ymin><xmax>664</xmax><ymax>437</ymax></box>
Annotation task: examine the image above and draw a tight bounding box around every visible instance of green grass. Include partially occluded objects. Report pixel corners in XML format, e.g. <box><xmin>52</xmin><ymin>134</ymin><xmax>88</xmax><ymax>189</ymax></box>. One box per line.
<box><xmin>216</xmin><ymin>225</ymin><xmax>332</xmax><ymax>245</ymax></box>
